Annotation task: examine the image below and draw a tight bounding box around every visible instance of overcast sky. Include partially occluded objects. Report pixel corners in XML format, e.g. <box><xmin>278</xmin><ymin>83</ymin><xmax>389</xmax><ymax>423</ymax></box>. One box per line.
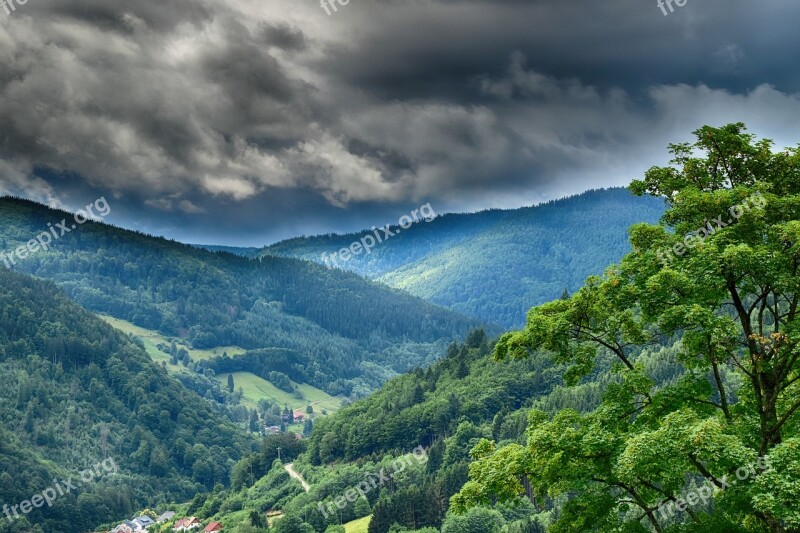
<box><xmin>1</xmin><ymin>0</ymin><xmax>799</xmax><ymax>245</ymax></box>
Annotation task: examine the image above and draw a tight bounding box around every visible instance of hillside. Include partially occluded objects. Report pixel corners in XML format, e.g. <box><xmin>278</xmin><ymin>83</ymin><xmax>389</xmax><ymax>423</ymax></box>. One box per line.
<box><xmin>0</xmin><ymin>267</ymin><xmax>256</xmax><ymax>533</ymax></box>
<box><xmin>0</xmin><ymin>197</ymin><xmax>480</xmax><ymax>397</ymax></box>
<box><xmin>158</xmin><ymin>330</ymin><xmax>680</xmax><ymax>532</ymax></box>
<box><xmin>266</xmin><ymin>188</ymin><xmax>664</xmax><ymax>328</ymax></box>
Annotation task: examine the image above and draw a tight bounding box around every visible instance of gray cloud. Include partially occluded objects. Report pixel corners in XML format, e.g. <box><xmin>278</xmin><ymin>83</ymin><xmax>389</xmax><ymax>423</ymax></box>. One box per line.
<box><xmin>0</xmin><ymin>0</ymin><xmax>799</xmax><ymax>244</ymax></box>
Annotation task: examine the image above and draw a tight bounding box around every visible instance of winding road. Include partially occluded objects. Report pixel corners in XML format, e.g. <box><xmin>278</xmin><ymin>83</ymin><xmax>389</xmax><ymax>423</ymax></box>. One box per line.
<box><xmin>284</xmin><ymin>463</ymin><xmax>311</xmax><ymax>492</ymax></box>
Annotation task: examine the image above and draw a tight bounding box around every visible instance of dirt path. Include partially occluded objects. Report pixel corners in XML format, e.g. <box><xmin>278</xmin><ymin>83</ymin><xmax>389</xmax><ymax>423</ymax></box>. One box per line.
<box><xmin>284</xmin><ymin>463</ymin><xmax>311</xmax><ymax>492</ymax></box>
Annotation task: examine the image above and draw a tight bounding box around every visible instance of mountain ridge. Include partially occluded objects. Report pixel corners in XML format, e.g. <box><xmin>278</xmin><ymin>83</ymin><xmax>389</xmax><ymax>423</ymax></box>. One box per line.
<box><xmin>265</xmin><ymin>188</ymin><xmax>665</xmax><ymax>327</ymax></box>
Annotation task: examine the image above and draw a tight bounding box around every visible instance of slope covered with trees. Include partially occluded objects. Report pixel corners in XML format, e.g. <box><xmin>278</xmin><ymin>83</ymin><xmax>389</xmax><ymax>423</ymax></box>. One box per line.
<box><xmin>0</xmin><ymin>267</ymin><xmax>256</xmax><ymax>533</ymax></box>
<box><xmin>0</xmin><ymin>199</ymin><xmax>480</xmax><ymax>396</ymax></box>
<box><xmin>266</xmin><ymin>188</ymin><xmax>664</xmax><ymax>328</ymax></box>
<box><xmin>166</xmin><ymin>328</ymin><xmax>684</xmax><ymax>533</ymax></box>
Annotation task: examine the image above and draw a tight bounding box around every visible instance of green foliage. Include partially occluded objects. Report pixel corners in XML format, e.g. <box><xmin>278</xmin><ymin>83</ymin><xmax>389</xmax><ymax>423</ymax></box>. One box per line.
<box><xmin>0</xmin><ymin>268</ymin><xmax>254</xmax><ymax>531</ymax></box>
<box><xmin>156</xmin><ymin>331</ymin><xmax>611</xmax><ymax>532</ymax></box>
<box><xmin>457</xmin><ymin>124</ymin><xmax>800</xmax><ymax>532</ymax></box>
<box><xmin>267</xmin><ymin>372</ymin><xmax>295</xmax><ymax>393</ymax></box>
<box><xmin>231</xmin><ymin>433</ymin><xmax>306</xmax><ymax>490</ymax></box>
<box><xmin>272</xmin><ymin>514</ymin><xmax>314</xmax><ymax>533</ymax></box>
<box><xmin>440</xmin><ymin>507</ymin><xmax>505</xmax><ymax>533</ymax></box>
<box><xmin>306</xmin><ymin>332</ymin><xmax>564</xmax><ymax>464</ymax></box>
<box><xmin>368</xmin><ymin>486</ymin><xmax>442</xmax><ymax>533</ymax></box>
<box><xmin>0</xmin><ymin>197</ymin><xmax>479</xmax><ymax>396</ymax></box>
<box><xmin>353</xmin><ymin>496</ymin><xmax>371</xmax><ymax>518</ymax></box>
<box><xmin>268</xmin><ymin>188</ymin><xmax>664</xmax><ymax>328</ymax></box>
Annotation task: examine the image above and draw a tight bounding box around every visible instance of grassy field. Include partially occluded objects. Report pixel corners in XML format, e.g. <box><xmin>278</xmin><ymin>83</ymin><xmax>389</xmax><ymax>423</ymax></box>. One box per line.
<box><xmin>99</xmin><ymin>314</ymin><xmax>345</xmax><ymax>418</ymax></box>
<box><xmin>98</xmin><ymin>315</ymin><xmax>247</xmax><ymax>365</ymax></box>
<box><xmin>344</xmin><ymin>515</ymin><xmax>372</xmax><ymax>533</ymax></box>
<box><xmin>215</xmin><ymin>371</ymin><xmax>343</xmax><ymax>414</ymax></box>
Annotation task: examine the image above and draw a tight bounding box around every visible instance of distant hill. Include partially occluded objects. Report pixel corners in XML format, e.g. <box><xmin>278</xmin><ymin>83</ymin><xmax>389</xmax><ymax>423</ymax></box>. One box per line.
<box><xmin>192</xmin><ymin>244</ymin><xmax>262</xmax><ymax>258</ymax></box>
<box><xmin>0</xmin><ymin>267</ymin><xmax>255</xmax><ymax>532</ymax></box>
<box><xmin>266</xmin><ymin>188</ymin><xmax>665</xmax><ymax>327</ymax></box>
<box><xmin>0</xmin><ymin>197</ymin><xmax>480</xmax><ymax>397</ymax></box>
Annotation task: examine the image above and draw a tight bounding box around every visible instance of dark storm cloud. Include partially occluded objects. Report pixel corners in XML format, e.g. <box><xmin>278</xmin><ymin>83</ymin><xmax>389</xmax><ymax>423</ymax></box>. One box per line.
<box><xmin>257</xmin><ymin>21</ymin><xmax>308</xmax><ymax>51</ymax></box>
<box><xmin>0</xmin><ymin>0</ymin><xmax>799</xmax><ymax>244</ymax></box>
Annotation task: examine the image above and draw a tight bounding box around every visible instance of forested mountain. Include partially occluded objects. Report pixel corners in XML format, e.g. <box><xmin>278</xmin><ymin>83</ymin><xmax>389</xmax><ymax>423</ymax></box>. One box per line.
<box><xmin>0</xmin><ymin>267</ymin><xmax>256</xmax><ymax>533</ymax></box>
<box><xmin>266</xmin><ymin>188</ymin><xmax>664</xmax><ymax>327</ymax></box>
<box><xmin>0</xmin><ymin>198</ymin><xmax>480</xmax><ymax>396</ymax></box>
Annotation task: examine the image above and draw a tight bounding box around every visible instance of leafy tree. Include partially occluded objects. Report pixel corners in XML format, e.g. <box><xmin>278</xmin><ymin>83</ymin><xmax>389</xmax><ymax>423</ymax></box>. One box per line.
<box><xmin>272</xmin><ymin>514</ymin><xmax>314</xmax><ymax>533</ymax></box>
<box><xmin>231</xmin><ymin>433</ymin><xmax>306</xmax><ymax>489</ymax></box>
<box><xmin>369</xmin><ymin>486</ymin><xmax>442</xmax><ymax>533</ymax></box>
<box><xmin>491</xmin><ymin>405</ymin><xmax>509</xmax><ymax>442</ymax></box>
<box><xmin>354</xmin><ymin>496</ymin><xmax>372</xmax><ymax>518</ymax></box>
<box><xmin>457</xmin><ymin>124</ymin><xmax>800</xmax><ymax>532</ymax></box>
<box><xmin>249</xmin><ymin>410</ymin><xmax>261</xmax><ymax>433</ymax></box>
<box><xmin>441</xmin><ymin>507</ymin><xmax>505</xmax><ymax>533</ymax></box>
<box><xmin>454</xmin><ymin>358</ymin><xmax>469</xmax><ymax>379</ymax></box>
<box><xmin>249</xmin><ymin>510</ymin><xmax>268</xmax><ymax>528</ymax></box>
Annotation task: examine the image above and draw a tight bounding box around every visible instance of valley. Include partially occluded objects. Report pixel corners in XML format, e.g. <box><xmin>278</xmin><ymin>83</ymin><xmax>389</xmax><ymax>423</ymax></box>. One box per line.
<box><xmin>1</xmin><ymin>127</ymin><xmax>798</xmax><ymax>533</ymax></box>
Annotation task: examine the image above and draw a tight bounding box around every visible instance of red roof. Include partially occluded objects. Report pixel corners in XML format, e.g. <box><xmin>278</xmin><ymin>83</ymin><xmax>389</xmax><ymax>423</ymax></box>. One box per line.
<box><xmin>204</xmin><ymin>522</ymin><xmax>223</xmax><ymax>532</ymax></box>
<box><xmin>175</xmin><ymin>517</ymin><xmax>201</xmax><ymax>528</ymax></box>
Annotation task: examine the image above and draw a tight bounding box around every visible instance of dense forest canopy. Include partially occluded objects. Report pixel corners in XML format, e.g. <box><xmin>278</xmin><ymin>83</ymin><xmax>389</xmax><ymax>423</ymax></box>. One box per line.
<box><xmin>267</xmin><ymin>188</ymin><xmax>664</xmax><ymax>328</ymax></box>
<box><xmin>0</xmin><ymin>268</ymin><xmax>255</xmax><ymax>533</ymax></box>
<box><xmin>0</xmin><ymin>201</ymin><xmax>480</xmax><ymax>396</ymax></box>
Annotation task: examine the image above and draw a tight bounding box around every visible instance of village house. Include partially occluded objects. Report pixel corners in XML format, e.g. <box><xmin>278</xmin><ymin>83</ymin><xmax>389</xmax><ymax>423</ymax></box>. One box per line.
<box><xmin>111</xmin><ymin>515</ymin><xmax>155</xmax><ymax>533</ymax></box>
<box><xmin>132</xmin><ymin>515</ymin><xmax>156</xmax><ymax>530</ymax></box>
<box><xmin>111</xmin><ymin>523</ymin><xmax>134</xmax><ymax>533</ymax></box>
<box><xmin>203</xmin><ymin>522</ymin><xmax>224</xmax><ymax>532</ymax></box>
<box><xmin>157</xmin><ymin>511</ymin><xmax>176</xmax><ymax>523</ymax></box>
<box><xmin>174</xmin><ymin>517</ymin><xmax>202</xmax><ymax>531</ymax></box>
